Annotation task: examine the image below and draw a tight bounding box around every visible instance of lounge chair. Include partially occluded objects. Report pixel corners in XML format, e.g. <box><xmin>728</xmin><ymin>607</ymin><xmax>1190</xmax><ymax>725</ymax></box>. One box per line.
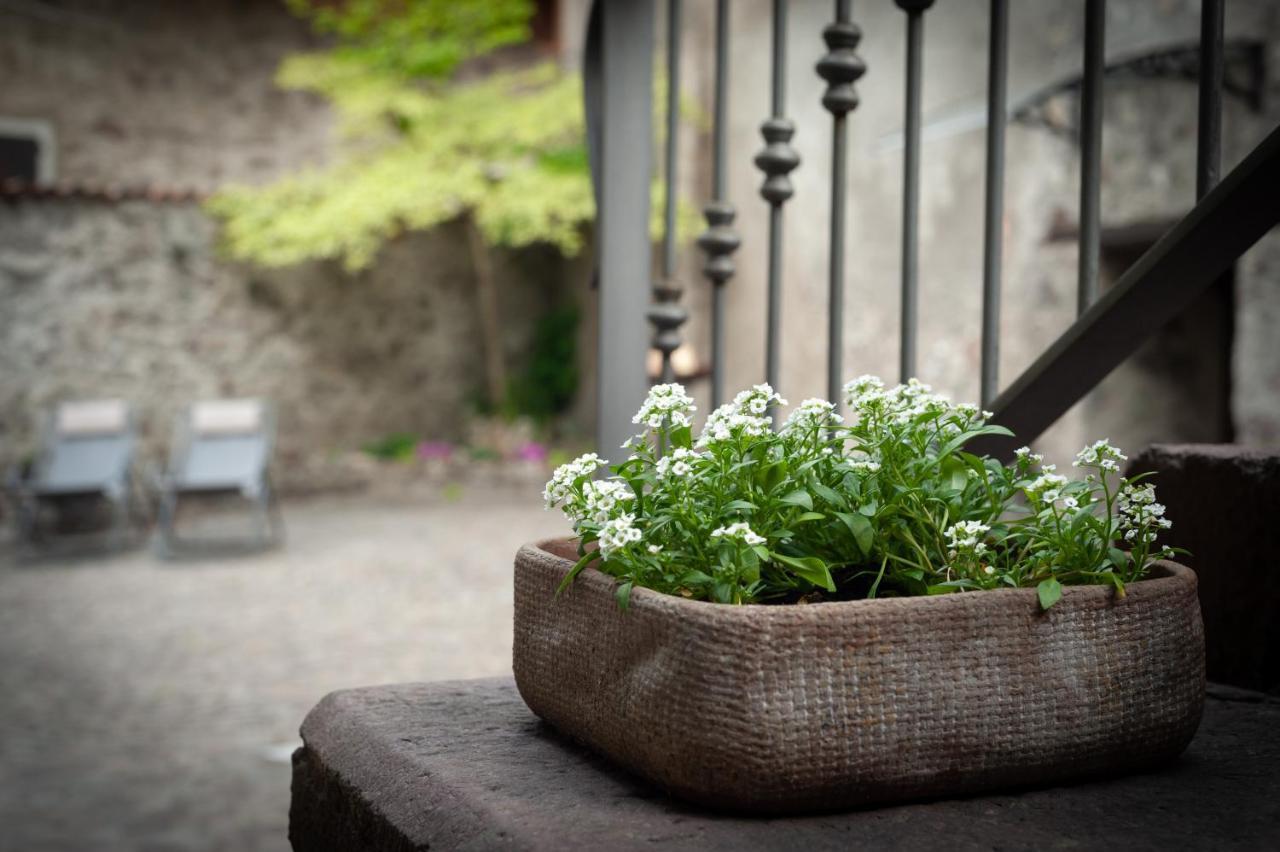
<box><xmin>156</xmin><ymin>398</ymin><xmax>282</xmax><ymax>556</ymax></box>
<box><xmin>5</xmin><ymin>399</ymin><xmax>142</xmax><ymax>552</ymax></box>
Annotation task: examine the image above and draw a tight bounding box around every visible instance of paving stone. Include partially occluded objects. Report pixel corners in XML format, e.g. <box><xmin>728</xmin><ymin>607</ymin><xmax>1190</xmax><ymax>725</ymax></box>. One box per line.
<box><xmin>1127</xmin><ymin>444</ymin><xmax>1280</xmax><ymax>692</ymax></box>
<box><xmin>0</xmin><ymin>486</ymin><xmax>561</xmax><ymax>851</ymax></box>
<box><xmin>291</xmin><ymin>677</ymin><xmax>1280</xmax><ymax>852</ymax></box>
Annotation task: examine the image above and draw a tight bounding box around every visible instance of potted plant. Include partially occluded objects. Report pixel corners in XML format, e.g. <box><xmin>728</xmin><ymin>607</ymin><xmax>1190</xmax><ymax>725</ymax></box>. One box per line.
<box><xmin>513</xmin><ymin>377</ymin><xmax>1203</xmax><ymax>813</ymax></box>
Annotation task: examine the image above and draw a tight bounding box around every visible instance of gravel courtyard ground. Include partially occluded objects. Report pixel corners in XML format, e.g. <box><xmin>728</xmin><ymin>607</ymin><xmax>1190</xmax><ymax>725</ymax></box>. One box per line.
<box><xmin>0</xmin><ymin>483</ymin><xmax>562</xmax><ymax>851</ymax></box>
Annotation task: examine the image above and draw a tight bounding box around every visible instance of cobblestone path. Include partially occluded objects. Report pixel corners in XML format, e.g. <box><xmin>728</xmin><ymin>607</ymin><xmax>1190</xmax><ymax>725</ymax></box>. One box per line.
<box><xmin>0</xmin><ymin>485</ymin><xmax>562</xmax><ymax>851</ymax></box>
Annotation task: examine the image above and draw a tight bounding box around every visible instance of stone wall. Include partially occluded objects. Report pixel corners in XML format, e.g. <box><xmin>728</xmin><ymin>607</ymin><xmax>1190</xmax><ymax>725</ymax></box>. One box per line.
<box><xmin>0</xmin><ymin>198</ymin><xmax>583</xmax><ymax>490</ymax></box>
<box><xmin>0</xmin><ymin>0</ymin><xmax>331</xmax><ymax>190</ymax></box>
<box><xmin>0</xmin><ymin>0</ymin><xmax>592</xmax><ymax>490</ymax></box>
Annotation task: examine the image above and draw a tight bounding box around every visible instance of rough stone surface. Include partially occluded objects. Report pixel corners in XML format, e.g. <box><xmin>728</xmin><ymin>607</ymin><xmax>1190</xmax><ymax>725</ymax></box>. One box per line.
<box><xmin>291</xmin><ymin>677</ymin><xmax>1280</xmax><ymax>851</ymax></box>
<box><xmin>1127</xmin><ymin>444</ymin><xmax>1280</xmax><ymax>693</ymax></box>
<box><xmin>0</xmin><ymin>0</ymin><xmax>330</xmax><ymax>190</ymax></box>
<box><xmin>0</xmin><ymin>200</ymin><xmax>583</xmax><ymax>491</ymax></box>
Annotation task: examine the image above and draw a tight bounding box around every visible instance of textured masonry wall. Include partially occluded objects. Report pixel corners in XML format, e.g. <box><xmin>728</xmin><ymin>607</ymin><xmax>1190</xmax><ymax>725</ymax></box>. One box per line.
<box><xmin>0</xmin><ymin>200</ymin><xmax>578</xmax><ymax>490</ymax></box>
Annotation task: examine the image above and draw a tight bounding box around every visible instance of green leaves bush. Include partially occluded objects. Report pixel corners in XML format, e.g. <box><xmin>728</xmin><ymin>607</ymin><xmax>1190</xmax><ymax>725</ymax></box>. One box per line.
<box><xmin>544</xmin><ymin>377</ymin><xmax>1178</xmax><ymax>610</ymax></box>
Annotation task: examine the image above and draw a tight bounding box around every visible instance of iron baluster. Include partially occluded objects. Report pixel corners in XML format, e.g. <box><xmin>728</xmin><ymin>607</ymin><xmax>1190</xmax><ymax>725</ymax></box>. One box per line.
<box><xmin>1197</xmin><ymin>0</ymin><xmax>1224</xmax><ymax>200</ymax></box>
<box><xmin>755</xmin><ymin>0</ymin><xmax>799</xmax><ymax>410</ymax></box>
<box><xmin>697</xmin><ymin>0</ymin><xmax>739</xmax><ymax>410</ymax></box>
<box><xmin>1078</xmin><ymin>0</ymin><xmax>1106</xmax><ymax>316</ymax></box>
<box><xmin>895</xmin><ymin>0</ymin><xmax>932</xmax><ymax>383</ymax></box>
<box><xmin>980</xmin><ymin>0</ymin><xmax>1009</xmax><ymax>408</ymax></box>
<box><xmin>816</xmin><ymin>0</ymin><xmax>865</xmax><ymax>407</ymax></box>
<box><xmin>648</xmin><ymin>0</ymin><xmax>687</xmax><ymax>384</ymax></box>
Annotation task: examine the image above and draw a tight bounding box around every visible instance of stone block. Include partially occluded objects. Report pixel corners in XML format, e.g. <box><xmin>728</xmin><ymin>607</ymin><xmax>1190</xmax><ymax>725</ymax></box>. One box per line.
<box><xmin>290</xmin><ymin>677</ymin><xmax>1280</xmax><ymax>851</ymax></box>
<box><xmin>1127</xmin><ymin>444</ymin><xmax>1280</xmax><ymax>692</ymax></box>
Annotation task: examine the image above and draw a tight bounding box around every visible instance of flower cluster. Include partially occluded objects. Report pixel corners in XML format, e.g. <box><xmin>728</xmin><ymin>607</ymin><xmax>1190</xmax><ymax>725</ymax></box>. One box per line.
<box><xmin>543</xmin><ymin>452</ymin><xmax>605</xmax><ymax>509</ymax></box>
<box><xmin>1025</xmin><ymin>470</ymin><xmax>1068</xmax><ymax>503</ymax></box>
<box><xmin>546</xmin><ymin>375</ymin><xmax>1180</xmax><ymax>610</ymax></box>
<box><xmin>1117</xmin><ymin>483</ymin><xmax>1172</xmax><ymax>545</ymax></box>
<box><xmin>698</xmin><ymin>384</ymin><xmax>785</xmax><ymax>447</ymax></box>
<box><xmin>945</xmin><ymin>520</ymin><xmax>990</xmax><ymax>556</ymax></box>
<box><xmin>655</xmin><ymin>447</ymin><xmax>699</xmax><ymax>479</ymax></box>
<box><xmin>598</xmin><ymin>514</ymin><xmax>642</xmax><ymax>559</ymax></box>
<box><xmin>632</xmin><ymin>382</ymin><xmax>695</xmax><ymax>430</ymax></box>
<box><xmin>782</xmin><ymin>398</ymin><xmax>843</xmax><ymax>435</ymax></box>
<box><xmin>577</xmin><ymin>479</ymin><xmax>634</xmax><ymax>525</ymax></box>
<box><xmin>1074</xmin><ymin>439</ymin><xmax>1127</xmax><ymax>473</ymax></box>
<box><xmin>710</xmin><ymin>522</ymin><xmax>767</xmax><ymax>547</ymax></box>
<box><xmin>945</xmin><ymin>520</ymin><xmax>996</xmax><ymax>581</ymax></box>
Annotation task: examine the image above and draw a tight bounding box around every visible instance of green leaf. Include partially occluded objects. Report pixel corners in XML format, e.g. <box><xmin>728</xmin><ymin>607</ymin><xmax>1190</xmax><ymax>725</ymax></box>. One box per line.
<box><xmin>1037</xmin><ymin>577</ymin><xmax>1063</xmax><ymax>611</ymax></box>
<box><xmin>938</xmin><ymin>424</ymin><xmax>1015</xmax><ymax>459</ymax></box>
<box><xmin>723</xmin><ymin>499</ymin><xmax>758</xmax><ymax>512</ymax></box>
<box><xmin>670</xmin><ymin>424</ymin><xmax>692</xmax><ymax>449</ymax></box>
<box><xmin>859</xmin><ymin>499</ymin><xmax>878</xmax><ymax>517</ymax></box>
<box><xmin>770</xmin><ymin>552</ymin><xmax>836</xmax><ymax>592</ymax></box>
<box><xmin>1107</xmin><ymin>572</ymin><xmax>1127</xmax><ymax>599</ymax></box>
<box><xmin>795</xmin><ymin>511</ymin><xmax>826</xmax><ymax>523</ymax></box>
<box><xmin>835</xmin><ymin>511</ymin><xmax>874</xmax><ymax>557</ymax></box>
<box><xmin>614</xmin><ymin>581</ymin><xmax>634</xmax><ymax>611</ymax></box>
<box><xmin>1107</xmin><ymin>548</ymin><xmax>1130</xmax><ymax>570</ymax></box>
<box><xmin>555</xmin><ymin>551</ymin><xmax>599</xmax><ymax>596</ymax></box>
<box><xmin>680</xmin><ymin>569</ymin><xmax>713</xmax><ymax>586</ymax></box>
<box><xmin>926</xmin><ymin>584</ymin><xmax>960</xmax><ymax>595</ymax></box>
<box><xmin>780</xmin><ymin>490</ymin><xmax>813</xmax><ymax>510</ymax></box>
<box><xmin>811</xmin><ymin>482</ymin><xmax>845</xmax><ymax>508</ymax></box>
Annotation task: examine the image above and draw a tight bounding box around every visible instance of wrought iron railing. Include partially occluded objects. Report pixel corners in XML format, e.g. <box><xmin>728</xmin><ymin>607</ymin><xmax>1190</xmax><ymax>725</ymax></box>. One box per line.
<box><xmin>584</xmin><ymin>0</ymin><xmax>1279</xmax><ymax>458</ymax></box>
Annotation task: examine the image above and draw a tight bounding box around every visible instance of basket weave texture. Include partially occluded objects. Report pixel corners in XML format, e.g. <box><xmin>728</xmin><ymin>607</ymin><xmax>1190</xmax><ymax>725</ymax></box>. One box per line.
<box><xmin>513</xmin><ymin>539</ymin><xmax>1205</xmax><ymax>813</ymax></box>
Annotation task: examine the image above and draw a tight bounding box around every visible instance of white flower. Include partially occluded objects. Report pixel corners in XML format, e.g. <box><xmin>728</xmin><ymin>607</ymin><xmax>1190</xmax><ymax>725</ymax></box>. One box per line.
<box><xmin>847</xmin><ymin>450</ymin><xmax>881</xmax><ymax>473</ymax></box>
<box><xmin>655</xmin><ymin>447</ymin><xmax>699</xmax><ymax>479</ymax></box>
<box><xmin>1014</xmin><ymin>446</ymin><xmax>1045</xmax><ymax>467</ymax></box>
<box><xmin>580</xmin><ymin>479</ymin><xmax>634</xmax><ymax>524</ymax></box>
<box><xmin>1073</xmin><ymin>439</ymin><xmax>1128</xmax><ymax>471</ymax></box>
<box><xmin>1117</xmin><ymin>482</ymin><xmax>1171</xmax><ymax>546</ymax></box>
<box><xmin>945</xmin><ymin>520</ymin><xmax>990</xmax><ymax>553</ymax></box>
<box><xmin>632</xmin><ymin>383</ymin><xmax>696</xmax><ymax>430</ymax></box>
<box><xmin>781</xmin><ymin>398</ymin><xmax>843</xmax><ymax>434</ymax></box>
<box><xmin>543</xmin><ymin>452</ymin><xmax>606</xmax><ymax>509</ymax></box>
<box><xmin>1026</xmin><ymin>472</ymin><xmax>1067</xmax><ymax>501</ymax></box>
<box><xmin>647</xmin><ymin>544</ymin><xmax>663</xmax><ymax>555</ymax></box>
<box><xmin>983</xmin><ymin>565</ymin><xmax>997</xmax><ymax>576</ymax></box>
<box><xmin>710</xmin><ymin>522</ymin><xmax>767</xmax><ymax>547</ymax></box>
<box><xmin>1061</xmin><ymin>496</ymin><xmax>1079</xmax><ymax>510</ymax></box>
<box><xmin>598</xmin><ymin>513</ymin><xmax>643</xmax><ymax>559</ymax></box>
<box><xmin>842</xmin><ymin>375</ymin><xmax>885</xmax><ymax>408</ymax></box>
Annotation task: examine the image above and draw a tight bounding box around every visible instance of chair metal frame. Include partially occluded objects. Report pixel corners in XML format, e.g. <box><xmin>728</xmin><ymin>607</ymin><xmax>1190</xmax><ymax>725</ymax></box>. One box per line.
<box><xmin>156</xmin><ymin>399</ymin><xmax>283</xmax><ymax>557</ymax></box>
<box><xmin>4</xmin><ymin>400</ymin><xmax>144</xmax><ymax>554</ymax></box>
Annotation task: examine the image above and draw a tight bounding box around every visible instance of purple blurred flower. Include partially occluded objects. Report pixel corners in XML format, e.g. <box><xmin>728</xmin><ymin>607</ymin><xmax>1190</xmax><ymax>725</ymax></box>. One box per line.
<box><xmin>417</xmin><ymin>440</ymin><xmax>454</xmax><ymax>461</ymax></box>
<box><xmin>514</xmin><ymin>441</ymin><xmax>549</xmax><ymax>463</ymax></box>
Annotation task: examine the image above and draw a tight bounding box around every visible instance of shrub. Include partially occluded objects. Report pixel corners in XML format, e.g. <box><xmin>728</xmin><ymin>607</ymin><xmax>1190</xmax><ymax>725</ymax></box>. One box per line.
<box><xmin>544</xmin><ymin>377</ymin><xmax>1178</xmax><ymax>610</ymax></box>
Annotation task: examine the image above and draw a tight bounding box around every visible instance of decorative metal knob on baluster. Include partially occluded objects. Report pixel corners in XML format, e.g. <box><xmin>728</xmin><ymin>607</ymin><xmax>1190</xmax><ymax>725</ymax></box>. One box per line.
<box><xmin>816</xmin><ymin>14</ymin><xmax>866</xmax><ymax>118</ymax></box>
<box><xmin>697</xmin><ymin>201</ymin><xmax>740</xmax><ymax>288</ymax></box>
<box><xmin>754</xmin><ymin>119</ymin><xmax>800</xmax><ymax>206</ymax></box>
<box><xmin>647</xmin><ymin>281</ymin><xmax>688</xmax><ymax>382</ymax></box>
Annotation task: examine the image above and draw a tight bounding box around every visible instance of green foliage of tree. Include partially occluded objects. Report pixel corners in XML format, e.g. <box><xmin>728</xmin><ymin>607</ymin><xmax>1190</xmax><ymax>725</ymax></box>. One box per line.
<box><xmin>209</xmin><ymin>58</ymin><xmax>594</xmax><ymax>271</ymax></box>
<box><xmin>285</xmin><ymin>0</ymin><xmax>535</xmax><ymax>79</ymax></box>
<box><xmin>209</xmin><ymin>0</ymin><xmax>697</xmax><ymax>411</ymax></box>
<box><xmin>209</xmin><ymin>0</ymin><xmax>695</xmax><ymax>272</ymax></box>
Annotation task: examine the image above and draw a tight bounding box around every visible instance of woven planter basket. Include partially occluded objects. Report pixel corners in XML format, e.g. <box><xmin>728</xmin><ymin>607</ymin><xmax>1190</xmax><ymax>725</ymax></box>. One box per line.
<box><xmin>513</xmin><ymin>538</ymin><xmax>1205</xmax><ymax>814</ymax></box>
